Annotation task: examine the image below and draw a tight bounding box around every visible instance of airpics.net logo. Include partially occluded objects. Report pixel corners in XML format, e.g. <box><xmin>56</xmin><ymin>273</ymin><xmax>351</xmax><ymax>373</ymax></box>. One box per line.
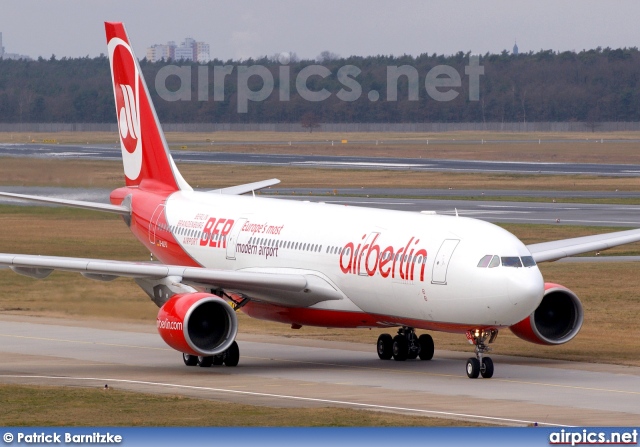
<box><xmin>154</xmin><ymin>55</ymin><xmax>484</xmax><ymax>113</ymax></box>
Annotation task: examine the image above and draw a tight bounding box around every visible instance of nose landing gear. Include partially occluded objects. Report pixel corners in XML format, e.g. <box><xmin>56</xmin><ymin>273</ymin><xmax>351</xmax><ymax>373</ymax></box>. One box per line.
<box><xmin>465</xmin><ymin>329</ymin><xmax>498</xmax><ymax>379</ymax></box>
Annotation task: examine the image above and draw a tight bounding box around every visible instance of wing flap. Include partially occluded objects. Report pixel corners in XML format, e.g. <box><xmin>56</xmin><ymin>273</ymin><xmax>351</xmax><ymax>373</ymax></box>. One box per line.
<box><xmin>527</xmin><ymin>228</ymin><xmax>640</xmax><ymax>262</ymax></box>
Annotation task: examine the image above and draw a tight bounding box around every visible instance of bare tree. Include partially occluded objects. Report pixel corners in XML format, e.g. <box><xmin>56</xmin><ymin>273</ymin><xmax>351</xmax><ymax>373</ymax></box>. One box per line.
<box><xmin>300</xmin><ymin>112</ymin><xmax>321</xmax><ymax>133</ymax></box>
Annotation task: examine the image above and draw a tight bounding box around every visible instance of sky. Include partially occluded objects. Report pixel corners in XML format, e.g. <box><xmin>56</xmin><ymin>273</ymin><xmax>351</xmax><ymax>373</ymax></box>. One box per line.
<box><xmin>2</xmin><ymin>1</ymin><xmax>640</xmax><ymax>61</ymax></box>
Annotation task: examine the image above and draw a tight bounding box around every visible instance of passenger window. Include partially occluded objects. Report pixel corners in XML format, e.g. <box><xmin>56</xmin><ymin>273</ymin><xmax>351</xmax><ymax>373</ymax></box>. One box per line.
<box><xmin>477</xmin><ymin>255</ymin><xmax>493</xmax><ymax>268</ymax></box>
<box><xmin>521</xmin><ymin>256</ymin><xmax>536</xmax><ymax>267</ymax></box>
<box><xmin>501</xmin><ymin>257</ymin><xmax>523</xmax><ymax>268</ymax></box>
<box><xmin>488</xmin><ymin>255</ymin><xmax>500</xmax><ymax>268</ymax></box>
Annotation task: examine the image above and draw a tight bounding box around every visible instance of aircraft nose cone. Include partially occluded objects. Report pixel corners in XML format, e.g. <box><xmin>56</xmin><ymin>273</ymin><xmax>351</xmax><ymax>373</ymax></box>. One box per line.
<box><xmin>507</xmin><ymin>268</ymin><xmax>544</xmax><ymax>310</ymax></box>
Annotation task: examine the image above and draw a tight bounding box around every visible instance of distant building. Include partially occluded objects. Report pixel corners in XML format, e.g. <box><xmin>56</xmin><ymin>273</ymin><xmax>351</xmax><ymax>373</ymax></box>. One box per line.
<box><xmin>146</xmin><ymin>37</ymin><xmax>209</xmax><ymax>62</ymax></box>
<box><xmin>195</xmin><ymin>41</ymin><xmax>210</xmax><ymax>63</ymax></box>
<box><xmin>513</xmin><ymin>41</ymin><xmax>519</xmax><ymax>55</ymax></box>
<box><xmin>0</xmin><ymin>31</ymin><xmax>32</xmax><ymax>60</ymax></box>
<box><xmin>146</xmin><ymin>42</ymin><xmax>175</xmax><ymax>62</ymax></box>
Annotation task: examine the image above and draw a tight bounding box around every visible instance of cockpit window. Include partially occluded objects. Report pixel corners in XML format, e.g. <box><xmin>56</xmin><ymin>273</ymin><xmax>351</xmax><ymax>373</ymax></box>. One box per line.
<box><xmin>488</xmin><ymin>255</ymin><xmax>500</xmax><ymax>268</ymax></box>
<box><xmin>521</xmin><ymin>256</ymin><xmax>536</xmax><ymax>267</ymax></box>
<box><xmin>477</xmin><ymin>255</ymin><xmax>493</xmax><ymax>268</ymax></box>
<box><xmin>501</xmin><ymin>256</ymin><xmax>523</xmax><ymax>268</ymax></box>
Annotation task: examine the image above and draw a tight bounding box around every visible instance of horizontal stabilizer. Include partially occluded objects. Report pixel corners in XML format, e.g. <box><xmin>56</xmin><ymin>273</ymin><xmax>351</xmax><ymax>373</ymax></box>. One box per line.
<box><xmin>0</xmin><ymin>192</ymin><xmax>130</xmax><ymax>215</ymax></box>
<box><xmin>207</xmin><ymin>179</ymin><xmax>280</xmax><ymax>195</ymax></box>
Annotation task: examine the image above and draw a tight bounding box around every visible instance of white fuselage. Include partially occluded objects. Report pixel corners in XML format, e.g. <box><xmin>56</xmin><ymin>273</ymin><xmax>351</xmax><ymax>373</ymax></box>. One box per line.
<box><xmin>157</xmin><ymin>191</ymin><xmax>544</xmax><ymax>328</ymax></box>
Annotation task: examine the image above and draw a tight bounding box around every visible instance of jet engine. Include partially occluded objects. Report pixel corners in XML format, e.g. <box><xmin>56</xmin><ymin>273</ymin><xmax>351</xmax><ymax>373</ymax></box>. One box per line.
<box><xmin>156</xmin><ymin>292</ymin><xmax>238</xmax><ymax>356</ymax></box>
<box><xmin>509</xmin><ymin>282</ymin><xmax>583</xmax><ymax>345</ymax></box>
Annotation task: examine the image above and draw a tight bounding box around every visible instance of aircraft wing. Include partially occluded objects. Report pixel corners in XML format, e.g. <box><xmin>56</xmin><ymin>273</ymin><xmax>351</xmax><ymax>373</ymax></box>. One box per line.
<box><xmin>0</xmin><ymin>253</ymin><xmax>342</xmax><ymax>307</ymax></box>
<box><xmin>207</xmin><ymin>179</ymin><xmax>281</xmax><ymax>195</ymax></box>
<box><xmin>527</xmin><ymin>228</ymin><xmax>640</xmax><ymax>262</ymax></box>
<box><xmin>0</xmin><ymin>192</ymin><xmax>130</xmax><ymax>215</ymax></box>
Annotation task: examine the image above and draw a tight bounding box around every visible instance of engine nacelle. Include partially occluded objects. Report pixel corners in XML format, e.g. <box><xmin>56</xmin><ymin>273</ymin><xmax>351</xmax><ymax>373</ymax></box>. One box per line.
<box><xmin>509</xmin><ymin>282</ymin><xmax>584</xmax><ymax>345</ymax></box>
<box><xmin>157</xmin><ymin>292</ymin><xmax>238</xmax><ymax>356</ymax></box>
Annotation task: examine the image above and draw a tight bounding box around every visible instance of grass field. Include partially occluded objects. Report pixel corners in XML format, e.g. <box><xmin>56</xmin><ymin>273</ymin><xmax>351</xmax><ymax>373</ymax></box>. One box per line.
<box><xmin>2</xmin><ymin>158</ymin><xmax>640</xmax><ymax>193</ymax></box>
<box><xmin>1</xmin><ymin>205</ymin><xmax>639</xmax><ymax>367</ymax></box>
<box><xmin>0</xmin><ymin>384</ymin><xmax>481</xmax><ymax>426</ymax></box>
<box><xmin>3</xmin><ymin>131</ymin><xmax>640</xmax><ymax>163</ymax></box>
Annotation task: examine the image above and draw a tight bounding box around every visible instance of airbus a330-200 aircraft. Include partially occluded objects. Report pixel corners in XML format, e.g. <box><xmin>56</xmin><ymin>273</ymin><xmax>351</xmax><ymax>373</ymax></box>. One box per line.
<box><xmin>2</xmin><ymin>22</ymin><xmax>640</xmax><ymax>379</ymax></box>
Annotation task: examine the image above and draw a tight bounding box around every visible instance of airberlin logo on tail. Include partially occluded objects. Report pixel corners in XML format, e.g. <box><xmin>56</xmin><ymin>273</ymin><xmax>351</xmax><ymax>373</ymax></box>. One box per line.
<box><xmin>340</xmin><ymin>234</ymin><xmax>428</xmax><ymax>282</ymax></box>
<box><xmin>108</xmin><ymin>37</ymin><xmax>143</xmax><ymax>181</ymax></box>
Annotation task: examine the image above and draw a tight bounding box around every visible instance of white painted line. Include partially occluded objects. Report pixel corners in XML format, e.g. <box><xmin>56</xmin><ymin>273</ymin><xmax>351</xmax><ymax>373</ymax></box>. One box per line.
<box><xmin>326</xmin><ymin>200</ymin><xmax>414</xmax><ymax>206</ymax></box>
<box><xmin>293</xmin><ymin>161</ymin><xmax>428</xmax><ymax>168</ymax></box>
<box><xmin>0</xmin><ymin>374</ymin><xmax>571</xmax><ymax>427</ymax></box>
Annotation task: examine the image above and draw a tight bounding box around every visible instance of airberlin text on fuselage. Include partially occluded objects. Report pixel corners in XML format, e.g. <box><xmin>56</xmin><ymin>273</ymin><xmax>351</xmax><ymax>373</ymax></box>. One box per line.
<box><xmin>340</xmin><ymin>234</ymin><xmax>428</xmax><ymax>281</ymax></box>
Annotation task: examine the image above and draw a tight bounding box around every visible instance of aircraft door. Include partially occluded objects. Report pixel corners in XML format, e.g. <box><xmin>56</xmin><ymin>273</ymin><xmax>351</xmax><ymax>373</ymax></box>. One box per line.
<box><xmin>358</xmin><ymin>232</ymin><xmax>381</xmax><ymax>276</ymax></box>
<box><xmin>225</xmin><ymin>218</ymin><xmax>247</xmax><ymax>260</ymax></box>
<box><xmin>431</xmin><ymin>239</ymin><xmax>460</xmax><ymax>285</ymax></box>
<box><xmin>148</xmin><ymin>204</ymin><xmax>165</xmax><ymax>245</ymax></box>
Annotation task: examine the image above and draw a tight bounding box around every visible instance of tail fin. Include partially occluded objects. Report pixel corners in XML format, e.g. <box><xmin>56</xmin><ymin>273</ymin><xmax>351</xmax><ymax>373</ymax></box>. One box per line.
<box><xmin>105</xmin><ymin>22</ymin><xmax>191</xmax><ymax>191</ymax></box>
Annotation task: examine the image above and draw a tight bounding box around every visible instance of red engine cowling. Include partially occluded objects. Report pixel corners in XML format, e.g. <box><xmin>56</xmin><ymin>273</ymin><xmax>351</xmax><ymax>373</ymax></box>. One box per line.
<box><xmin>157</xmin><ymin>292</ymin><xmax>238</xmax><ymax>356</ymax></box>
<box><xmin>510</xmin><ymin>282</ymin><xmax>584</xmax><ymax>345</ymax></box>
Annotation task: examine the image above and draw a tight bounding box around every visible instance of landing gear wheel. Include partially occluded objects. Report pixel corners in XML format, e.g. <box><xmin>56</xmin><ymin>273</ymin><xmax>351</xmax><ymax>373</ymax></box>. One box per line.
<box><xmin>392</xmin><ymin>335</ymin><xmax>408</xmax><ymax>361</ymax></box>
<box><xmin>377</xmin><ymin>334</ymin><xmax>393</xmax><ymax>360</ymax></box>
<box><xmin>212</xmin><ymin>355</ymin><xmax>224</xmax><ymax>366</ymax></box>
<box><xmin>418</xmin><ymin>334</ymin><xmax>434</xmax><ymax>360</ymax></box>
<box><xmin>223</xmin><ymin>341</ymin><xmax>240</xmax><ymax>367</ymax></box>
<box><xmin>183</xmin><ymin>353</ymin><xmax>198</xmax><ymax>366</ymax></box>
<box><xmin>480</xmin><ymin>357</ymin><xmax>494</xmax><ymax>379</ymax></box>
<box><xmin>466</xmin><ymin>357</ymin><xmax>480</xmax><ymax>378</ymax></box>
<box><xmin>197</xmin><ymin>356</ymin><xmax>214</xmax><ymax>367</ymax></box>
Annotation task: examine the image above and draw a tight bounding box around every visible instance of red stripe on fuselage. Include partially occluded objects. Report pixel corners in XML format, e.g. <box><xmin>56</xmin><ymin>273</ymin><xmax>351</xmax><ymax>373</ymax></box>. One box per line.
<box><xmin>241</xmin><ymin>300</ymin><xmax>501</xmax><ymax>334</ymax></box>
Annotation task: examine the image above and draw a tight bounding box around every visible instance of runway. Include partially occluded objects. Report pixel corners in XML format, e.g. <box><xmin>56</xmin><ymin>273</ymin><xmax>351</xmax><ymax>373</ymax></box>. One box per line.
<box><xmin>3</xmin><ymin>143</ymin><xmax>640</xmax><ymax>176</ymax></box>
<box><xmin>0</xmin><ymin>315</ymin><xmax>638</xmax><ymax>426</ymax></box>
<box><xmin>2</xmin><ymin>186</ymin><xmax>640</xmax><ymax>227</ymax></box>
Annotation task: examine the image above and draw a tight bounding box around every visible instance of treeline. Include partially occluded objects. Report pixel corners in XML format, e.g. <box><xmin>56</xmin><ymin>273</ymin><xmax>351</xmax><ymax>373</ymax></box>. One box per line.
<box><xmin>1</xmin><ymin>47</ymin><xmax>640</xmax><ymax>123</ymax></box>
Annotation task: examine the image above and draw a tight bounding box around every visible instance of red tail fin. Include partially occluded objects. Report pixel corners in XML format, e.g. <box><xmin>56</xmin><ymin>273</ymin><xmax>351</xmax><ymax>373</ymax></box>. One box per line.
<box><xmin>105</xmin><ymin>22</ymin><xmax>191</xmax><ymax>191</ymax></box>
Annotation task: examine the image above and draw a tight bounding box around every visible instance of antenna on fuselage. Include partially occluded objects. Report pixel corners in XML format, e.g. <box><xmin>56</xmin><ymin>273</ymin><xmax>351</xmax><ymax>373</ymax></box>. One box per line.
<box><xmin>455</xmin><ymin>208</ymin><xmax>458</xmax><ymax>217</ymax></box>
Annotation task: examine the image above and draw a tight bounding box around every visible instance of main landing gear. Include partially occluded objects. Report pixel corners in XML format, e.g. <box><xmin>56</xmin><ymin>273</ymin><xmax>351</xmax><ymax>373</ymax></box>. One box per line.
<box><xmin>377</xmin><ymin>327</ymin><xmax>434</xmax><ymax>362</ymax></box>
<box><xmin>465</xmin><ymin>329</ymin><xmax>498</xmax><ymax>379</ymax></box>
<box><xmin>182</xmin><ymin>341</ymin><xmax>240</xmax><ymax>368</ymax></box>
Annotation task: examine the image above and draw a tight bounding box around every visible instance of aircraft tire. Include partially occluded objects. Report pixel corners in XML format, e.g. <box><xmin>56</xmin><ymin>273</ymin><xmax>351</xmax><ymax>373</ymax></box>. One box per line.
<box><xmin>466</xmin><ymin>358</ymin><xmax>480</xmax><ymax>378</ymax></box>
<box><xmin>183</xmin><ymin>353</ymin><xmax>198</xmax><ymax>366</ymax></box>
<box><xmin>480</xmin><ymin>357</ymin><xmax>494</xmax><ymax>378</ymax></box>
<box><xmin>418</xmin><ymin>334</ymin><xmax>434</xmax><ymax>360</ymax></box>
<box><xmin>197</xmin><ymin>356</ymin><xmax>214</xmax><ymax>367</ymax></box>
<box><xmin>392</xmin><ymin>335</ymin><xmax>408</xmax><ymax>361</ymax></box>
<box><xmin>377</xmin><ymin>334</ymin><xmax>393</xmax><ymax>360</ymax></box>
<box><xmin>224</xmin><ymin>341</ymin><xmax>240</xmax><ymax>367</ymax></box>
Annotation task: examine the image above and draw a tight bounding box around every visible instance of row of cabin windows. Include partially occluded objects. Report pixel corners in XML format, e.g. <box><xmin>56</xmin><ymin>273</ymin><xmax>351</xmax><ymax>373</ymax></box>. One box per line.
<box><xmin>156</xmin><ymin>224</ymin><xmax>225</xmax><ymax>242</ymax></box>
<box><xmin>158</xmin><ymin>226</ymin><xmax>426</xmax><ymax>264</ymax></box>
<box><xmin>477</xmin><ymin>255</ymin><xmax>536</xmax><ymax>268</ymax></box>
<box><xmin>326</xmin><ymin>245</ymin><xmax>427</xmax><ymax>265</ymax></box>
<box><xmin>248</xmin><ymin>237</ymin><xmax>322</xmax><ymax>253</ymax></box>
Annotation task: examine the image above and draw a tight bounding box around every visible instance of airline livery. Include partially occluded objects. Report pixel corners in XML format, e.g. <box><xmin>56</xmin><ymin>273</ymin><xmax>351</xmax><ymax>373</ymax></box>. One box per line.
<box><xmin>2</xmin><ymin>22</ymin><xmax>640</xmax><ymax>378</ymax></box>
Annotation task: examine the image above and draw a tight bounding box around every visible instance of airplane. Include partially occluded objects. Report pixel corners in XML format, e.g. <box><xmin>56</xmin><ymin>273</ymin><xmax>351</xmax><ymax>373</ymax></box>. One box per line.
<box><xmin>2</xmin><ymin>22</ymin><xmax>640</xmax><ymax>379</ymax></box>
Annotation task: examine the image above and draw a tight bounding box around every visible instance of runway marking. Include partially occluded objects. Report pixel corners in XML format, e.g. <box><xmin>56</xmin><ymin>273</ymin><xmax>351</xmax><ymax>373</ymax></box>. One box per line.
<box><xmin>0</xmin><ymin>374</ymin><xmax>571</xmax><ymax>427</ymax></box>
<box><xmin>293</xmin><ymin>162</ymin><xmax>427</xmax><ymax>168</ymax></box>
<box><xmin>243</xmin><ymin>355</ymin><xmax>640</xmax><ymax>396</ymax></box>
<box><xmin>325</xmin><ymin>200</ymin><xmax>414</xmax><ymax>205</ymax></box>
<box><xmin>2</xmin><ymin>333</ymin><xmax>639</xmax><ymax>397</ymax></box>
